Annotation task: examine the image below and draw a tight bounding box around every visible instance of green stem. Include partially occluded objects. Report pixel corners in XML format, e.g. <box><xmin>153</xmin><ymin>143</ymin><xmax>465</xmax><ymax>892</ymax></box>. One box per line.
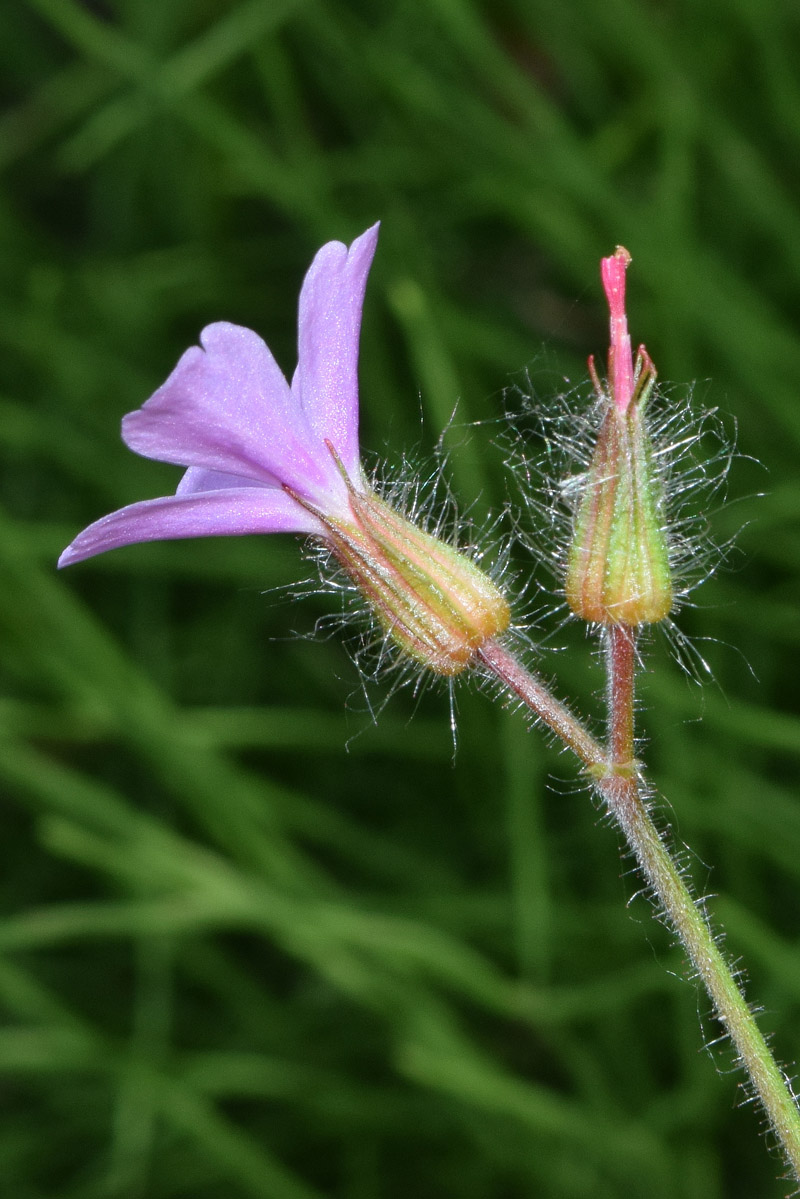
<box><xmin>479</xmin><ymin>634</ymin><xmax>800</xmax><ymax>1183</ymax></box>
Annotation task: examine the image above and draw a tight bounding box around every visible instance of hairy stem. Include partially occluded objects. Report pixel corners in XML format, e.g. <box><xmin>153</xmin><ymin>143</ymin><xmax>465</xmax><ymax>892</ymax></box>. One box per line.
<box><xmin>478</xmin><ymin>638</ymin><xmax>605</xmax><ymax>770</ymax></box>
<box><xmin>607</xmin><ymin>622</ymin><xmax>636</xmax><ymax>768</ymax></box>
<box><xmin>479</xmin><ymin>634</ymin><xmax>800</xmax><ymax>1183</ymax></box>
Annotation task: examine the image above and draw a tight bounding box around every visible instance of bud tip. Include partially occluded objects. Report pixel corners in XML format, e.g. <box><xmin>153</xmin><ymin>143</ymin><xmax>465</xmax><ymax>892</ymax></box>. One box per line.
<box><xmin>601</xmin><ymin>246</ymin><xmax>635</xmax><ymax>414</ymax></box>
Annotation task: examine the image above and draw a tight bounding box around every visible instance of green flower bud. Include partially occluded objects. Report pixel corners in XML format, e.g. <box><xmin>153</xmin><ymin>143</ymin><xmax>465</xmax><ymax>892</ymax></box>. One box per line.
<box><xmin>565</xmin><ymin>249</ymin><xmax>673</xmax><ymax>626</ymax></box>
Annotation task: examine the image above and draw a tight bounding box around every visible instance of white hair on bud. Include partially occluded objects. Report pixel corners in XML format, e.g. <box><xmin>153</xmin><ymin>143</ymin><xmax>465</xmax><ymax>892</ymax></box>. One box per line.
<box><xmin>502</xmin><ymin>366</ymin><xmax>740</xmax><ymax>680</ymax></box>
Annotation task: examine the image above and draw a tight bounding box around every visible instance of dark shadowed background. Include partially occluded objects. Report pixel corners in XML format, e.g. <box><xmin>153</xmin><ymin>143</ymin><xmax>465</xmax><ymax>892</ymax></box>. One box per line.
<box><xmin>2</xmin><ymin>1</ymin><xmax>800</xmax><ymax>1196</ymax></box>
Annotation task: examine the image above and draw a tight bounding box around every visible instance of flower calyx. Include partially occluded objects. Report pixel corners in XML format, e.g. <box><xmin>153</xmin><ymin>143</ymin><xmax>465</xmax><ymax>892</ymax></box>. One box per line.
<box><xmin>287</xmin><ymin>445</ymin><xmax>510</xmax><ymax>676</ymax></box>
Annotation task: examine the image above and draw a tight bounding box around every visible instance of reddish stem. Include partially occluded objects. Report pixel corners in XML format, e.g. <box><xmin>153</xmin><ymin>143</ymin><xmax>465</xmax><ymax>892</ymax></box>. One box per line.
<box><xmin>478</xmin><ymin>639</ymin><xmax>604</xmax><ymax>770</ymax></box>
<box><xmin>607</xmin><ymin>623</ymin><xmax>636</xmax><ymax>770</ymax></box>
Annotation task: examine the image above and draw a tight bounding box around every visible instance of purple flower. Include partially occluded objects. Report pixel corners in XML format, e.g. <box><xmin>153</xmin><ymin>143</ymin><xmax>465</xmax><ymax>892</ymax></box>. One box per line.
<box><xmin>59</xmin><ymin>222</ymin><xmax>511</xmax><ymax>675</ymax></box>
<box><xmin>58</xmin><ymin>224</ymin><xmax>380</xmax><ymax>568</ymax></box>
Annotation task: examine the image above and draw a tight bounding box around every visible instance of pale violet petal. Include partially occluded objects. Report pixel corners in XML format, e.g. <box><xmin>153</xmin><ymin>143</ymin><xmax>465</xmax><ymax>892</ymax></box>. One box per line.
<box><xmin>123</xmin><ymin>323</ymin><xmax>347</xmax><ymax>507</ymax></box>
<box><xmin>294</xmin><ymin>223</ymin><xmax>379</xmax><ymax>477</ymax></box>
<box><xmin>175</xmin><ymin>466</ymin><xmax>274</xmax><ymax>495</ymax></box>
<box><xmin>58</xmin><ymin>488</ymin><xmax>324</xmax><ymax>568</ymax></box>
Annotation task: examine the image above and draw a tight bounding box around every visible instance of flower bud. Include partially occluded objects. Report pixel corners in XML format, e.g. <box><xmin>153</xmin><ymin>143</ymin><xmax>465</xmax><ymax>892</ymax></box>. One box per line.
<box><xmin>565</xmin><ymin>249</ymin><xmax>672</xmax><ymax>626</ymax></box>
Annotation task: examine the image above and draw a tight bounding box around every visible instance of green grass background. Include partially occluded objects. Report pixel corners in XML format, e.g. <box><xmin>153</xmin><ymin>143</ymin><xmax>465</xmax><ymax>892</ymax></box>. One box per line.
<box><xmin>2</xmin><ymin>1</ymin><xmax>800</xmax><ymax>1195</ymax></box>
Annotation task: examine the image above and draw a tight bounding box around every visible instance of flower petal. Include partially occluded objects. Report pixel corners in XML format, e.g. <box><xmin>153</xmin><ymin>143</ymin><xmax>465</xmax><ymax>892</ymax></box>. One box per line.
<box><xmin>57</xmin><ymin>488</ymin><xmax>324</xmax><ymax>568</ymax></box>
<box><xmin>175</xmin><ymin>466</ymin><xmax>271</xmax><ymax>495</ymax></box>
<box><xmin>294</xmin><ymin>223</ymin><xmax>379</xmax><ymax>478</ymax></box>
<box><xmin>123</xmin><ymin>323</ymin><xmax>347</xmax><ymax>507</ymax></box>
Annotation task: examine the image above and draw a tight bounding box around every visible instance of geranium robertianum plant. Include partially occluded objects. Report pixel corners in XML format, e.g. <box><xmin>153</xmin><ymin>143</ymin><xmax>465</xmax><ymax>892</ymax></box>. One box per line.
<box><xmin>59</xmin><ymin>226</ymin><xmax>800</xmax><ymax>1185</ymax></box>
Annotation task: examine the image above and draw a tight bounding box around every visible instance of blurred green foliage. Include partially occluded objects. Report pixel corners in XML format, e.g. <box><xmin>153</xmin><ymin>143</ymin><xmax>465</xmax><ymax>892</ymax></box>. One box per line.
<box><xmin>2</xmin><ymin>0</ymin><xmax>800</xmax><ymax>1195</ymax></box>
